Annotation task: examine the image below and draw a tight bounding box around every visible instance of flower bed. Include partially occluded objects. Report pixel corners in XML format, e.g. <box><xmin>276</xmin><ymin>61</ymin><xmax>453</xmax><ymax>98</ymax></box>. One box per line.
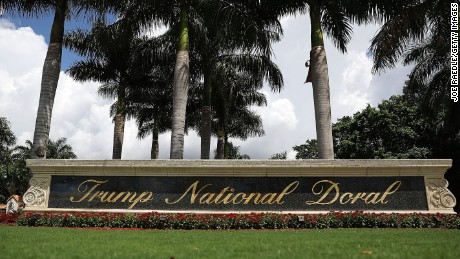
<box><xmin>0</xmin><ymin>212</ymin><xmax>20</xmax><ymax>225</ymax></box>
<box><xmin>1</xmin><ymin>212</ymin><xmax>459</xmax><ymax>229</ymax></box>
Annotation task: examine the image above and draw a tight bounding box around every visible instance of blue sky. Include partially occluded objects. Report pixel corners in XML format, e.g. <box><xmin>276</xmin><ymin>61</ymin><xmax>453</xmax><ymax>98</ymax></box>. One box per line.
<box><xmin>0</xmin><ymin>14</ymin><xmax>412</xmax><ymax>159</ymax></box>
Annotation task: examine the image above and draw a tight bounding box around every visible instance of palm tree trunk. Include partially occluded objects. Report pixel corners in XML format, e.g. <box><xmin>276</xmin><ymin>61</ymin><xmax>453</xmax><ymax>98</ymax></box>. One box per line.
<box><xmin>309</xmin><ymin>5</ymin><xmax>334</xmax><ymax>159</ymax></box>
<box><xmin>200</xmin><ymin>65</ymin><xmax>212</xmax><ymax>159</ymax></box>
<box><xmin>224</xmin><ymin>133</ymin><xmax>230</xmax><ymax>159</ymax></box>
<box><xmin>112</xmin><ymin>83</ymin><xmax>126</xmax><ymax>159</ymax></box>
<box><xmin>170</xmin><ymin>3</ymin><xmax>190</xmax><ymax>159</ymax></box>
<box><xmin>151</xmin><ymin>121</ymin><xmax>159</xmax><ymax>159</ymax></box>
<box><xmin>112</xmin><ymin>114</ymin><xmax>125</xmax><ymax>159</ymax></box>
<box><xmin>31</xmin><ymin>0</ymin><xmax>67</xmax><ymax>159</ymax></box>
<box><xmin>216</xmin><ymin>129</ymin><xmax>224</xmax><ymax>159</ymax></box>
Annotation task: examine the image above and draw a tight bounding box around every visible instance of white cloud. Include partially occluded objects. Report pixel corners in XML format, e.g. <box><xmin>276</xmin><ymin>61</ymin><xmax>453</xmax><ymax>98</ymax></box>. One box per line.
<box><xmin>331</xmin><ymin>51</ymin><xmax>373</xmax><ymax>119</ymax></box>
<box><xmin>0</xmin><ymin>18</ymin><xmax>14</xmax><ymax>29</ymax></box>
<box><xmin>0</xmin><ymin>20</ymin><xmax>47</xmax><ymax>75</ymax></box>
<box><xmin>261</xmin><ymin>98</ymin><xmax>298</xmax><ymax>130</ymax></box>
<box><xmin>140</xmin><ymin>24</ymin><xmax>168</xmax><ymax>38</ymax></box>
<box><xmin>287</xmin><ymin>150</ymin><xmax>297</xmax><ymax>160</ymax></box>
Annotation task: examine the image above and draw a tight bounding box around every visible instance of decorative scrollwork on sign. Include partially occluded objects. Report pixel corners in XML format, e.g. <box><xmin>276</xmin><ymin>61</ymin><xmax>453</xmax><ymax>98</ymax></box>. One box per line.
<box><xmin>23</xmin><ymin>177</ymin><xmax>50</xmax><ymax>207</ymax></box>
<box><xmin>23</xmin><ymin>186</ymin><xmax>46</xmax><ymax>206</ymax></box>
<box><xmin>427</xmin><ymin>178</ymin><xmax>456</xmax><ymax>209</ymax></box>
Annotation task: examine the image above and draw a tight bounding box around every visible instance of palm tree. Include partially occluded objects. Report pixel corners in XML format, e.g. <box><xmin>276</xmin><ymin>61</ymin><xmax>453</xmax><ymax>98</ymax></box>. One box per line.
<box><xmin>370</xmin><ymin>0</ymin><xmax>456</xmax><ymax>134</ymax></box>
<box><xmin>46</xmin><ymin>138</ymin><xmax>77</xmax><ymax>159</ymax></box>
<box><xmin>0</xmin><ymin>1</ymin><xmax>68</xmax><ymax>159</ymax></box>
<box><xmin>127</xmin><ymin>24</ymin><xmax>203</xmax><ymax>159</ymax></box>
<box><xmin>0</xmin><ymin>0</ymin><xmax>107</xmax><ymax>159</ymax></box>
<box><xmin>129</xmin><ymin>58</ymin><xmax>174</xmax><ymax>159</ymax></box>
<box><xmin>13</xmin><ymin>138</ymin><xmax>77</xmax><ymax>160</ymax></box>
<box><xmin>260</xmin><ymin>0</ymin><xmax>381</xmax><ymax>159</ymax></box>
<box><xmin>215</xmin><ymin>142</ymin><xmax>251</xmax><ymax>160</ymax></box>
<box><xmin>369</xmin><ymin>0</ymin><xmax>459</xmax><ymax>211</ymax></box>
<box><xmin>192</xmin><ymin>1</ymin><xmax>283</xmax><ymax>159</ymax></box>
<box><xmin>210</xmin><ymin>64</ymin><xmax>268</xmax><ymax>159</ymax></box>
<box><xmin>65</xmin><ymin>19</ymin><xmax>148</xmax><ymax>159</ymax></box>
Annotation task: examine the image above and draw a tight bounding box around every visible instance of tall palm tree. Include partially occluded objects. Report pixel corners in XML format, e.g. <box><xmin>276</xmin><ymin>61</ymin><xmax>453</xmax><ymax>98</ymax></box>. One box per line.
<box><xmin>169</xmin><ymin>1</ymin><xmax>190</xmax><ymax>159</ymax></box>
<box><xmin>260</xmin><ymin>0</ymin><xmax>380</xmax><ymax>159</ymax></box>
<box><xmin>127</xmin><ymin>24</ymin><xmax>203</xmax><ymax>159</ymax></box>
<box><xmin>64</xmin><ymin>19</ymin><xmax>147</xmax><ymax>159</ymax></box>
<box><xmin>0</xmin><ymin>1</ymin><xmax>68</xmax><ymax>159</ymax></box>
<box><xmin>0</xmin><ymin>0</ymin><xmax>107</xmax><ymax>159</ymax></box>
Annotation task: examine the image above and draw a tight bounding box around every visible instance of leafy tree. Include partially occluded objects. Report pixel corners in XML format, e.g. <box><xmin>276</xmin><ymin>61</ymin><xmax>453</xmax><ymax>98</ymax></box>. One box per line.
<box><xmin>270</xmin><ymin>151</ymin><xmax>287</xmax><ymax>160</ymax></box>
<box><xmin>294</xmin><ymin>95</ymin><xmax>433</xmax><ymax>159</ymax></box>
<box><xmin>370</xmin><ymin>1</ymin><xmax>456</xmax><ymax>136</ymax></box>
<box><xmin>0</xmin><ymin>117</ymin><xmax>16</xmax><ymax>202</ymax></box>
<box><xmin>333</xmin><ymin>96</ymin><xmax>431</xmax><ymax>159</ymax></box>
<box><xmin>0</xmin><ymin>119</ymin><xmax>76</xmax><ymax>202</ymax></box>
<box><xmin>1</xmin><ymin>138</ymin><xmax>76</xmax><ymax>201</ymax></box>
<box><xmin>0</xmin><ymin>117</ymin><xmax>16</xmax><ymax>164</ymax></box>
<box><xmin>293</xmin><ymin>139</ymin><xmax>318</xmax><ymax>159</ymax></box>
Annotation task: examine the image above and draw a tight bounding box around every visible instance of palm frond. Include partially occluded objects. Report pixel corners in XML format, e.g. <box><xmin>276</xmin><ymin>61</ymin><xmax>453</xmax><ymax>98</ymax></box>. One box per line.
<box><xmin>321</xmin><ymin>2</ymin><xmax>352</xmax><ymax>53</ymax></box>
<box><xmin>369</xmin><ymin>1</ymin><xmax>431</xmax><ymax>73</ymax></box>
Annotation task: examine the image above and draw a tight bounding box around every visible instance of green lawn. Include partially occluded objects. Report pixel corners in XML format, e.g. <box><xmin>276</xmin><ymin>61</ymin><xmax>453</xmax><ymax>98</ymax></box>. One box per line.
<box><xmin>1</xmin><ymin>226</ymin><xmax>459</xmax><ymax>258</ymax></box>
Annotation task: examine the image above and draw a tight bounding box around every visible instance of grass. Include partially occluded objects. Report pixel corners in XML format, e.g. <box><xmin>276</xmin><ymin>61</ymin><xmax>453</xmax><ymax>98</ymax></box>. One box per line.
<box><xmin>1</xmin><ymin>226</ymin><xmax>459</xmax><ymax>258</ymax></box>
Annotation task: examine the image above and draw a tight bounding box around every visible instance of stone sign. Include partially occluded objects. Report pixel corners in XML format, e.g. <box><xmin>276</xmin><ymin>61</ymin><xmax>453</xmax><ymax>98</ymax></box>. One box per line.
<box><xmin>23</xmin><ymin>160</ymin><xmax>457</xmax><ymax>214</ymax></box>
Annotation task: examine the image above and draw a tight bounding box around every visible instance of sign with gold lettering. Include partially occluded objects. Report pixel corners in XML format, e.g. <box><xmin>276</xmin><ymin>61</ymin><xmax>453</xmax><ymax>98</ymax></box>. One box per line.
<box><xmin>48</xmin><ymin>176</ymin><xmax>428</xmax><ymax>211</ymax></box>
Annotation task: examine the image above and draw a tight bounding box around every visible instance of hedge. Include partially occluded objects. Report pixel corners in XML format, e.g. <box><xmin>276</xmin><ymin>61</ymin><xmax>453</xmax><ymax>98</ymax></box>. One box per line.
<box><xmin>1</xmin><ymin>212</ymin><xmax>459</xmax><ymax>229</ymax></box>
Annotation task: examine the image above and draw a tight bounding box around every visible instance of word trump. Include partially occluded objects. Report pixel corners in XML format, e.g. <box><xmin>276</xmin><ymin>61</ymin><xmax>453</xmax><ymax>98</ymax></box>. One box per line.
<box><xmin>70</xmin><ymin>179</ymin><xmax>153</xmax><ymax>209</ymax></box>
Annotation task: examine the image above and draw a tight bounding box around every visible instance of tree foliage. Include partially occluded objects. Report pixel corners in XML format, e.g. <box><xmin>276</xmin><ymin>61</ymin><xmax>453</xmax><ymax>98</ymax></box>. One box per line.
<box><xmin>294</xmin><ymin>95</ymin><xmax>433</xmax><ymax>159</ymax></box>
<box><xmin>270</xmin><ymin>151</ymin><xmax>287</xmax><ymax>160</ymax></box>
<box><xmin>293</xmin><ymin>139</ymin><xmax>318</xmax><ymax>159</ymax></box>
<box><xmin>0</xmin><ymin>118</ymin><xmax>76</xmax><ymax>202</ymax></box>
<box><xmin>333</xmin><ymin>95</ymin><xmax>432</xmax><ymax>159</ymax></box>
<box><xmin>214</xmin><ymin>142</ymin><xmax>250</xmax><ymax>160</ymax></box>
